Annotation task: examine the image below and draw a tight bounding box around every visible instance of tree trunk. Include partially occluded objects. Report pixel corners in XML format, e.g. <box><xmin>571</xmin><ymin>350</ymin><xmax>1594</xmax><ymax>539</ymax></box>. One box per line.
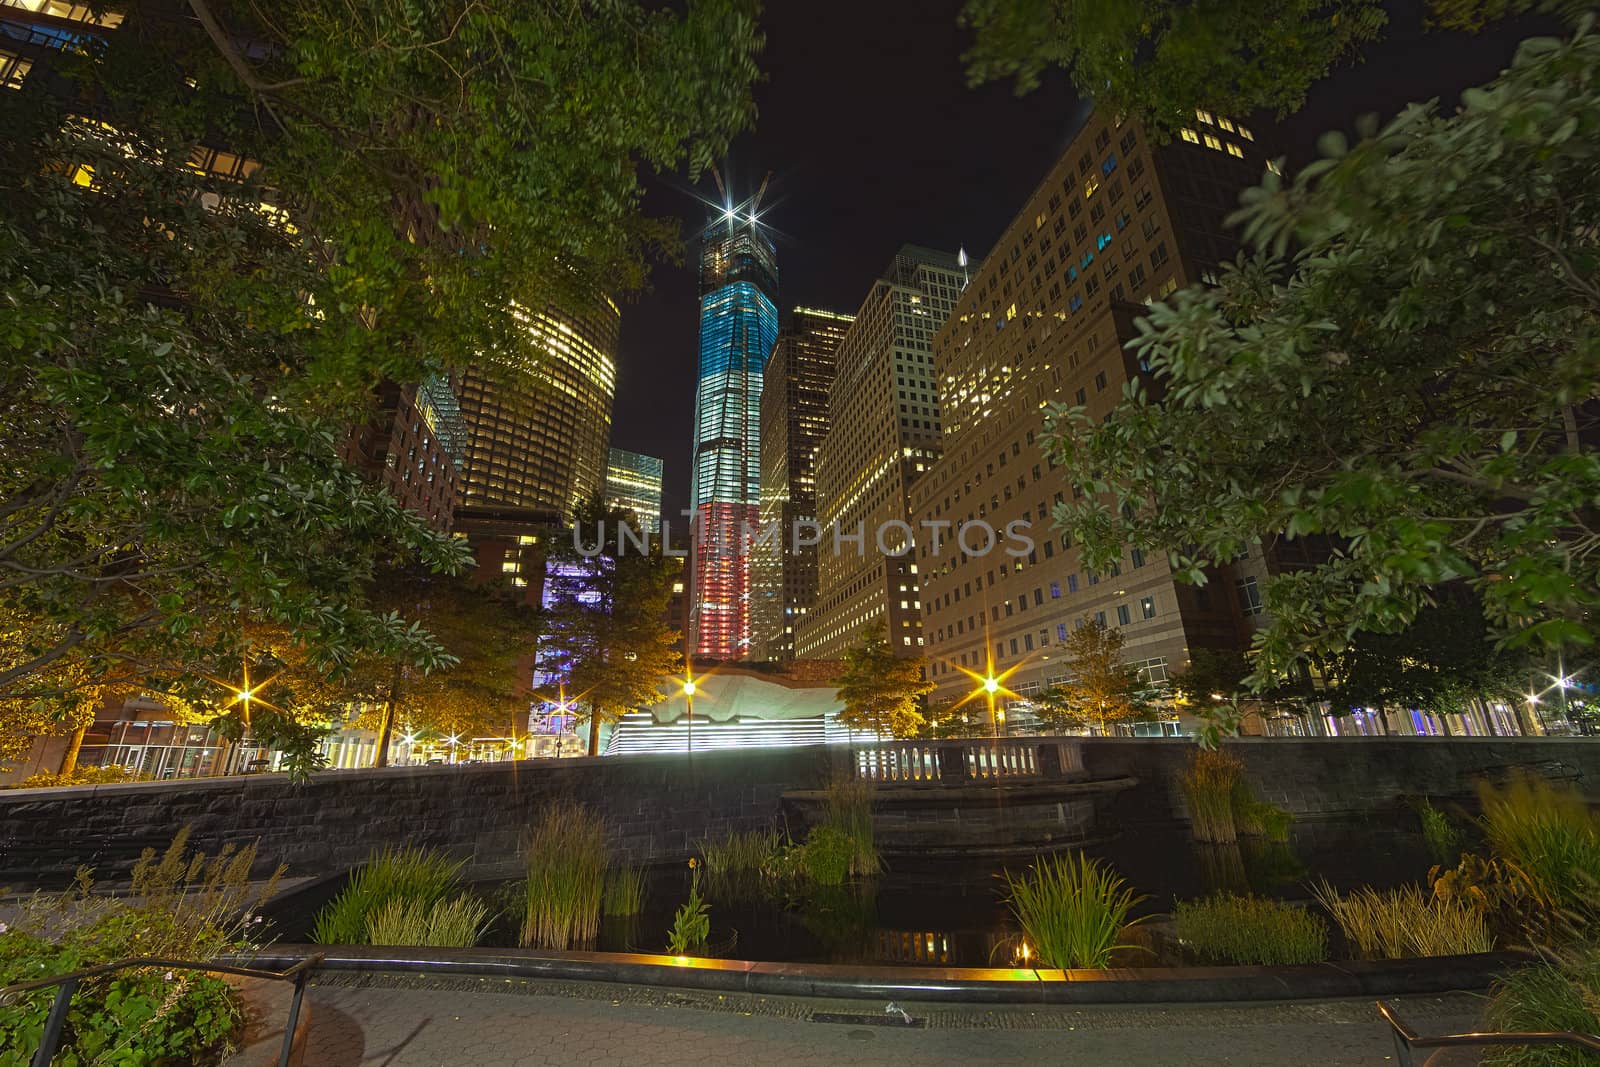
<box><xmin>58</xmin><ymin>722</ymin><xmax>87</xmax><ymax>776</ymax></box>
<box><xmin>587</xmin><ymin>708</ymin><xmax>601</xmax><ymax>757</ymax></box>
<box><xmin>374</xmin><ymin>662</ymin><xmax>402</xmax><ymax>768</ymax></box>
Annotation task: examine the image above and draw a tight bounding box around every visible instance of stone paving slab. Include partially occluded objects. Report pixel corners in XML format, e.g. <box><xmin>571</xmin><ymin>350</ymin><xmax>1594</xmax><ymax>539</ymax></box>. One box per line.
<box><xmin>299</xmin><ymin>973</ymin><xmax>1489</xmax><ymax>1066</ymax></box>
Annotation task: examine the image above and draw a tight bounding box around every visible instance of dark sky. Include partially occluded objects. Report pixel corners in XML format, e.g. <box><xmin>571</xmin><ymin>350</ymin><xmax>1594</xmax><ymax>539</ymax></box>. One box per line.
<box><xmin>608</xmin><ymin>1</ymin><xmax>1543</xmax><ymax>520</ymax></box>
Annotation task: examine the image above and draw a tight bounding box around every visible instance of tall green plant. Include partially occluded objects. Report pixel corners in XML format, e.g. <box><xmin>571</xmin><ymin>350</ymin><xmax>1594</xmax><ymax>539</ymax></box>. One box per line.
<box><xmin>1484</xmin><ymin>945</ymin><xmax>1600</xmax><ymax>1067</ymax></box>
<box><xmin>1419</xmin><ymin>801</ymin><xmax>1466</xmax><ymax>865</ymax></box>
<box><xmin>312</xmin><ymin>846</ymin><xmax>464</xmax><ymax>945</ymax></box>
<box><xmin>363</xmin><ymin>894</ymin><xmax>487</xmax><ymax>948</ymax></box>
<box><xmin>1179</xmin><ymin>749</ymin><xmax>1241</xmax><ymax>844</ymax></box>
<box><xmin>1313</xmin><ymin>881</ymin><xmax>1493</xmax><ymax>959</ymax></box>
<box><xmin>603</xmin><ymin>867</ymin><xmax>648</xmax><ymax>918</ymax></box>
<box><xmin>1004</xmin><ymin>853</ymin><xmax>1146</xmax><ymax>969</ymax></box>
<box><xmin>823</xmin><ymin>777</ymin><xmax>880</xmax><ymax>877</ymax></box>
<box><xmin>666</xmin><ymin>864</ymin><xmax>711</xmax><ymax>955</ymax></box>
<box><xmin>1479</xmin><ymin>774</ymin><xmax>1600</xmax><ymax>920</ymax></box>
<box><xmin>520</xmin><ymin>800</ymin><xmax>607</xmax><ymax>950</ymax></box>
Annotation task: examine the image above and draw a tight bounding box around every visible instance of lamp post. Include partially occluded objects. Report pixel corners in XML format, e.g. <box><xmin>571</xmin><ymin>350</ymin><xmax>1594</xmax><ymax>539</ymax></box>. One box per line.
<box><xmin>984</xmin><ymin>675</ymin><xmax>1001</xmax><ymax>738</ymax></box>
<box><xmin>683</xmin><ymin>678</ymin><xmax>696</xmax><ymax>755</ymax></box>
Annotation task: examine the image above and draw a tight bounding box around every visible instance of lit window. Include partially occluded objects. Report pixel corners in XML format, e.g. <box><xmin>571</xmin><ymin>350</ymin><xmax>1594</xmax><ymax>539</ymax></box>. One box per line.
<box><xmin>1267</xmin><ymin>159</ymin><xmax>1283</xmax><ymax>175</ymax></box>
<box><xmin>1226</xmin><ymin>142</ymin><xmax>1244</xmax><ymax>158</ymax></box>
<box><xmin>0</xmin><ymin>49</ymin><xmax>31</xmax><ymax>91</ymax></box>
<box><xmin>1203</xmin><ymin>134</ymin><xmax>1223</xmax><ymax>152</ymax></box>
<box><xmin>1179</xmin><ymin>128</ymin><xmax>1200</xmax><ymax>144</ymax></box>
<box><xmin>1084</xmin><ymin>176</ymin><xmax>1100</xmax><ymax>199</ymax></box>
<box><xmin>1238</xmin><ymin>126</ymin><xmax>1254</xmax><ymax>141</ymax></box>
<box><xmin>1196</xmin><ymin>109</ymin><xmax>1214</xmax><ymax>125</ymax></box>
<box><xmin>1218</xmin><ymin>117</ymin><xmax>1235</xmax><ymax>133</ymax></box>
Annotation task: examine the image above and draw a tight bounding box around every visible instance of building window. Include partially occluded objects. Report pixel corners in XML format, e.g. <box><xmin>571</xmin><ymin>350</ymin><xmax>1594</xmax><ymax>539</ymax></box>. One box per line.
<box><xmin>1236</xmin><ymin>576</ymin><xmax>1264</xmax><ymax>615</ymax></box>
<box><xmin>1179</xmin><ymin>128</ymin><xmax>1200</xmax><ymax>144</ymax></box>
<box><xmin>1131</xmin><ymin>547</ymin><xmax>1145</xmax><ymax>568</ymax></box>
<box><xmin>1203</xmin><ymin>134</ymin><xmax>1223</xmax><ymax>152</ymax></box>
<box><xmin>1</xmin><ymin>49</ymin><xmax>32</xmax><ymax>91</ymax></box>
<box><xmin>1226</xmin><ymin>142</ymin><xmax>1244</xmax><ymax>158</ymax></box>
<box><xmin>1049</xmin><ymin>581</ymin><xmax>1061</xmax><ymax>599</ymax></box>
<box><xmin>1195</xmin><ymin>109</ymin><xmax>1214</xmax><ymax>125</ymax></box>
<box><xmin>1117</xmin><ymin>604</ymin><xmax>1131</xmax><ymax>626</ymax></box>
<box><xmin>1056</xmin><ymin>623</ymin><xmax>1069</xmax><ymax>642</ymax></box>
<box><xmin>1141</xmin><ymin>596</ymin><xmax>1156</xmax><ymax>620</ymax></box>
<box><xmin>1094</xmin><ymin>611</ymin><xmax>1106</xmax><ymax>627</ymax></box>
<box><xmin>1094</xmin><ymin>371</ymin><xmax>1108</xmax><ymax>392</ymax></box>
<box><xmin>1067</xmin><ymin>574</ymin><xmax>1079</xmax><ymax>593</ymax></box>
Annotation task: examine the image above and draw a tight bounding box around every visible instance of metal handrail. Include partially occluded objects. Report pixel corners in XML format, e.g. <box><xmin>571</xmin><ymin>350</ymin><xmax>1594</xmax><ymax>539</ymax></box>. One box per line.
<box><xmin>1</xmin><ymin>952</ymin><xmax>324</xmax><ymax>1067</ymax></box>
<box><xmin>1377</xmin><ymin>999</ymin><xmax>1600</xmax><ymax>1067</ymax></box>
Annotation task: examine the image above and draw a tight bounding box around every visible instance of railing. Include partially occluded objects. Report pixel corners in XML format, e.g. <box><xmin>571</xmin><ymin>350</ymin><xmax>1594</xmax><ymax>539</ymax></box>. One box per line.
<box><xmin>853</xmin><ymin>738</ymin><xmax>1080</xmax><ymax>783</ymax></box>
<box><xmin>1377</xmin><ymin>999</ymin><xmax>1600</xmax><ymax>1066</ymax></box>
<box><xmin>0</xmin><ymin>953</ymin><xmax>324</xmax><ymax>1067</ymax></box>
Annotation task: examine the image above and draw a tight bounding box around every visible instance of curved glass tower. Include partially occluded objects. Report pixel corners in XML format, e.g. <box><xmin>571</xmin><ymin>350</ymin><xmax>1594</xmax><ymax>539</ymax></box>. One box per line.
<box><xmin>690</xmin><ymin>217</ymin><xmax>778</xmax><ymax>661</ymax></box>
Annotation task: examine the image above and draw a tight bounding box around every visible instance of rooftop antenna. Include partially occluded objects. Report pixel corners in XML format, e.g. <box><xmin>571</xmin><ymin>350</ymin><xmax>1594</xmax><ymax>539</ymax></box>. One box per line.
<box><xmin>958</xmin><ymin>246</ymin><xmax>970</xmax><ymax>288</ymax></box>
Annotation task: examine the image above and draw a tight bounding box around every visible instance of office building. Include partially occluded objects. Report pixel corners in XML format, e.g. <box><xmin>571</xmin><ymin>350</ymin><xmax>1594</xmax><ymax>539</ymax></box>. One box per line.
<box><xmin>341</xmin><ymin>376</ymin><xmax>466</xmax><ymax>533</ymax></box>
<box><xmin>605</xmin><ymin>447</ymin><xmax>665</xmax><ymax>534</ymax></box>
<box><xmin>752</xmin><ymin>306</ymin><xmax>854</xmax><ymax>661</ymax></box>
<box><xmin>795</xmin><ymin>246</ymin><xmax>973</xmax><ymax>661</ymax></box>
<box><xmin>911</xmin><ymin>110</ymin><xmax>1281</xmax><ymax>713</ymax></box>
<box><xmin>689</xmin><ymin>213</ymin><xmax>779</xmax><ymax>661</ymax></box>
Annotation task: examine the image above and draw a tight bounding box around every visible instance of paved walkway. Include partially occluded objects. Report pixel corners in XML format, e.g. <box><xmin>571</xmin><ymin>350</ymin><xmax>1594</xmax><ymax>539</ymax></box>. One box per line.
<box><xmin>297</xmin><ymin>976</ymin><xmax>1488</xmax><ymax>1066</ymax></box>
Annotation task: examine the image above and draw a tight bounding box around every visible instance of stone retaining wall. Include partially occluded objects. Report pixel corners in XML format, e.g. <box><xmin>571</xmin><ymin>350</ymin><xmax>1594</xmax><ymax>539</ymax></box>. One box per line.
<box><xmin>2</xmin><ymin>738</ymin><xmax>1597</xmax><ymax>886</ymax></box>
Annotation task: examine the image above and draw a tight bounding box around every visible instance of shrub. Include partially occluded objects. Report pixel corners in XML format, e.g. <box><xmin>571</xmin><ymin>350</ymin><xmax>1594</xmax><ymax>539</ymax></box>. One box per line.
<box><xmin>1418</xmin><ymin>801</ymin><xmax>1466</xmax><ymax>865</ymax></box>
<box><xmin>1173</xmin><ymin>893</ymin><xmax>1327</xmax><ymax>965</ymax></box>
<box><xmin>363</xmin><ymin>893</ymin><xmax>488</xmax><ymax>948</ymax></box>
<box><xmin>312</xmin><ymin>845</ymin><xmax>464</xmax><ymax>945</ymax></box>
<box><xmin>801</xmin><ymin>825</ymin><xmax>854</xmax><ymax>886</ymax></box>
<box><xmin>1484</xmin><ymin>945</ymin><xmax>1600</xmax><ymax>1067</ymax></box>
<box><xmin>1233</xmin><ymin>781</ymin><xmax>1293</xmax><ymax>843</ymax></box>
<box><xmin>520</xmin><ymin>800</ymin><xmax>607</xmax><ymax>950</ymax></box>
<box><xmin>602</xmin><ymin>867</ymin><xmax>647</xmax><ymax>917</ymax></box>
<box><xmin>823</xmin><ymin>777</ymin><xmax>880</xmax><ymax>877</ymax></box>
<box><xmin>1179</xmin><ymin>748</ymin><xmax>1242</xmax><ymax>844</ymax></box>
<box><xmin>1313</xmin><ymin>881</ymin><xmax>1493</xmax><ymax>959</ymax></box>
<box><xmin>0</xmin><ymin>830</ymin><xmax>278</xmax><ymax>1065</ymax></box>
<box><xmin>666</xmin><ymin>865</ymin><xmax>711</xmax><ymax>955</ymax></box>
<box><xmin>16</xmin><ymin>764</ymin><xmax>145</xmax><ymax>789</ymax></box>
<box><xmin>1004</xmin><ymin>852</ymin><xmax>1146</xmax><ymax>969</ymax></box>
<box><xmin>1479</xmin><ymin>774</ymin><xmax>1600</xmax><ymax>923</ymax></box>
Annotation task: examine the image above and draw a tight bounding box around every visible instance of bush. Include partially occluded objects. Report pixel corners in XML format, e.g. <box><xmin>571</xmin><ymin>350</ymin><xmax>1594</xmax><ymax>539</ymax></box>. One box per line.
<box><xmin>0</xmin><ymin>830</ymin><xmax>279</xmax><ymax>1066</ymax></box>
<box><xmin>602</xmin><ymin>867</ymin><xmax>647</xmax><ymax>917</ymax></box>
<box><xmin>363</xmin><ymin>893</ymin><xmax>488</xmax><ymax>948</ymax></box>
<box><xmin>800</xmin><ymin>825</ymin><xmax>854</xmax><ymax>886</ymax></box>
<box><xmin>1004</xmin><ymin>852</ymin><xmax>1146</xmax><ymax>969</ymax></box>
<box><xmin>1179</xmin><ymin>749</ymin><xmax>1241</xmax><ymax>844</ymax></box>
<box><xmin>1313</xmin><ymin>880</ymin><xmax>1493</xmax><ymax>959</ymax></box>
<box><xmin>1233</xmin><ymin>781</ymin><xmax>1293</xmax><ymax>843</ymax></box>
<box><xmin>1479</xmin><ymin>774</ymin><xmax>1600</xmax><ymax>923</ymax></box>
<box><xmin>312</xmin><ymin>846</ymin><xmax>464</xmax><ymax>945</ymax></box>
<box><xmin>1484</xmin><ymin>945</ymin><xmax>1600</xmax><ymax>1067</ymax></box>
<box><xmin>1173</xmin><ymin>893</ymin><xmax>1328</xmax><ymax>965</ymax></box>
<box><xmin>520</xmin><ymin>800</ymin><xmax>606</xmax><ymax>950</ymax></box>
<box><xmin>15</xmin><ymin>765</ymin><xmax>146</xmax><ymax>789</ymax></box>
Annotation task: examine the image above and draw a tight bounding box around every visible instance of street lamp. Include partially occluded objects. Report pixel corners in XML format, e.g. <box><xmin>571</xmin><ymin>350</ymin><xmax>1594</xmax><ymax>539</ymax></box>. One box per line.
<box><xmin>984</xmin><ymin>675</ymin><xmax>1002</xmax><ymax>738</ymax></box>
<box><xmin>683</xmin><ymin>677</ymin><xmax>697</xmax><ymax>755</ymax></box>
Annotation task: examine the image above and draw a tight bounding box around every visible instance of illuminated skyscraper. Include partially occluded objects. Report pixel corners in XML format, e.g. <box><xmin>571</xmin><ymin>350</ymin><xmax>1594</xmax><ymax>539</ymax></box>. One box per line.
<box><xmin>453</xmin><ymin>297</ymin><xmax>619</xmax><ymax>522</ymax></box>
<box><xmin>752</xmin><ymin>306</ymin><xmax>853</xmax><ymax>661</ymax></box>
<box><xmin>605</xmin><ymin>447</ymin><xmax>664</xmax><ymax>534</ymax></box>
<box><xmin>690</xmin><ymin>214</ymin><xmax>778</xmax><ymax>661</ymax></box>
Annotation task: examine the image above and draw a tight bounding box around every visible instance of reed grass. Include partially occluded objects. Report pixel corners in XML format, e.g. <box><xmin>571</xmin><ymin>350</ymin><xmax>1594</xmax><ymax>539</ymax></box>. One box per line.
<box><xmin>520</xmin><ymin>800</ymin><xmax>607</xmax><ymax>950</ymax></box>
<box><xmin>1418</xmin><ymin>801</ymin><xmax>1465</xmax><ymax>865</ymax></box>
<box><xmin>602</xmin><ymin>867</ymin><xmax>647</xmax><ymax>917</ymax></box>
<box><xmin>1483</xmin><ymin>945</ymin><xmax>1600</xmax><ymax>1067</ymax></box>
<box><xmin>1233</xmin><ymin>781</ymin><xmax>1293</xmax><ymax>843</ymax></box>
<box><xmin>1479</xmin><ymin>774</ymin><xmax>1600</xmax><ymax>919</ymax></box>
<box><xmin>312</xmin><ymin>846</ymin><xmax>464</xmax><ymax>945</ymax></box>
<box><xmin>1173</xmin><ymin>893</ymin><xmax>1328</xmax><ymax>965</ymax></box>
<box><xmin>1312</xmin><ymin>880</ymin><xmax>1493</xmax><ymax>959</ymax></box>
<box><xmin>823</xmin><ymin>777</ymin><xmax>880</xmax><ymax>877</ymax></box>
<box><xmin>700</xmin><ymin>829</ymin><xmax>782</xmax><ymax>895</ymax></box>
<box><xmin>1179</xmin><ymin>749</ymin><xmax>1242</xmax><ymax>844</ymax></box>
<box><xmin>363</xmin><ymin>893</ymin><xmax>488</xmax><ymax>948</ymax></box>
<box><xmin>1003</xmin><ymin>852</ymin><xmax>1146</xmax><ymax>969</ymax></box>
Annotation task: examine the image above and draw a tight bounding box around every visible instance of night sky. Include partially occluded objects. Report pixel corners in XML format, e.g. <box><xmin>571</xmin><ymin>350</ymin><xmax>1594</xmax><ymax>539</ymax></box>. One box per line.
<box><xmin>608</xmin><ymin>1</ymin><xmax>1543</xmax><ymax>521</ymax></box>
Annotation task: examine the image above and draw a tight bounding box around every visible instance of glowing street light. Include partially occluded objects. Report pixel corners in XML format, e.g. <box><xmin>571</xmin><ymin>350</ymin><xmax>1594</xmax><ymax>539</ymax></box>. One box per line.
<box><xmin>682</xmin><ymin>674</ymin><xmax>698</xmax><ymax>755</ymax></box>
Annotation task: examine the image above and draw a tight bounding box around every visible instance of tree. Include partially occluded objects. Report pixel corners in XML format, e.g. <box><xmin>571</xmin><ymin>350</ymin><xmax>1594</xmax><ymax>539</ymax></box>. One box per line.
<box><xmin>1045</xmin><ymin>26</ymin><xmax>1600</xmax><ymax>687</ymax></box>
<box><xmin>538</xmin><ymin>502</ymin><xmax>683</xmax><ymax>756</ymax></box>
<box><xmin>1047</xmin><ymin>618</ymin><xmax>1155</xmax><ymax>735</ymax></box>
<box><xmin>0</xmin><ymin>0</ymin><xmax>759</xmax><ymax>730</ymax></box>
<box><xmin>958</xmin><ymin>0</ymin><xmax>1577</xmax><ymax>136</ymax></box>
<box><xmin>833</xmin><ymin>626</ymin><xmax>935</xmax><ymax>739</ymax></box>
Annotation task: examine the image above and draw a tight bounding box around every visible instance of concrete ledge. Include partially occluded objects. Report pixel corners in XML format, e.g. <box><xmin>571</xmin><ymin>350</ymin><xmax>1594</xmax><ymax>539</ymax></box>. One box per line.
<box><xmin>235</xmin><ymin>944</ymin><xmax>1533</xmax><ymax>1006</ymax></box>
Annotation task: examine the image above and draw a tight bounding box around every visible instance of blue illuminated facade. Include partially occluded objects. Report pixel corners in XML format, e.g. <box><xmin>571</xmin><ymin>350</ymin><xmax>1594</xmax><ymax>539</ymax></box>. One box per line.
<box><xmin>690</xmin><ymin>219</ymin><xmax>778</xmax><ymax>660</ymax></box>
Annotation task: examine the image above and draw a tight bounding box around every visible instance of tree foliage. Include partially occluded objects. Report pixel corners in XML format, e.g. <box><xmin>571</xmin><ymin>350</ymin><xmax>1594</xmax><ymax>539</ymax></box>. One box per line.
<box><xmin>1035</xmin><ymin>618</ymin><xmax>1155</xmax><ymax>734</ymax></box>
<box><xmin>1045</xmin><ymin>25</ymin><xmax>1600</xmax><ymax>686</ymax></box>
<box><xmin>538</xmin><ymin>502</ymin><xmax>683</xmax><ymax>756</ymax></box>
<box><xmin>0</xmin><ymin>0</ymin><xmax>760</xmax><ymax>734</ymax></box>
<box><xmin>833</xmin><ymin>626</ymin><xmax>935</xmax><ymax>739</ymax></box>
<box><xmin>958</xmin><ymin>0</ymin><xmax>1579</xmax><ymax>136</ymax></box>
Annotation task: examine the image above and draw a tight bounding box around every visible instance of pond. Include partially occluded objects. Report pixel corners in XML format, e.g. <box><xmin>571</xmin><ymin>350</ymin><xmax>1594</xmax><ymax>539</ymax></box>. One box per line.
<box><xmin>262</xmin><ymin>818</ymin><xmax>1437</xmax><ymax>968</ymax></box>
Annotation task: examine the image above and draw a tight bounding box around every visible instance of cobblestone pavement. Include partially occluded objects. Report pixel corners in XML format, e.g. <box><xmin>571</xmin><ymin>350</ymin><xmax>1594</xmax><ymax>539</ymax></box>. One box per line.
<box><xmin>299</xmin><ymin>974</ymin><xmax>1488</xmax><ymax>1066</ymax></box>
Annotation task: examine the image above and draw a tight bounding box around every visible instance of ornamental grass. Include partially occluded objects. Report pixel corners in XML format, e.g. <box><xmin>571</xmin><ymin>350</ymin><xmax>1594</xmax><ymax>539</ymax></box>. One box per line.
<box><xmin>1004</xmin><ymin>852</ymin><xmax>1146</xmax><ymax>969</ymax></box>
<box><xmin>1312</xmin><ymin>880</ymin><xmax>1493</xmax><ymax>960</ymax></box>
<box><xmin>1483</xmin><ymin>944</ymin><xmax>1600</xmax><ymax>1067</ymax></box>
<box><xmin>1173</xmin><ymin>893</ymin><xmax>1327</xmax><ymax>966</ymax></box>
<box><xmin>364</xmin><ymin>893</ymin><xmax>488</xmax><ymax>948</ymax></box>
<box><xmin>1179</xmin><ymin>749</ymin><xmax>1242</xmax><ymax>844</ymax></box>
<box><xmin>1479</xmin><ymin>774</ymin><xmax>1600</xmax><ymax>922</ymax></box>
<box><xmin>312</xmin><ymin>845</ymin><xmax>464</xmax><ymax>945</ymax></box>
<box><xmin>823</xmin><ymin>777</ymin><xmax>880</xmax><ymax>877</ymax></box>
<box><xmin>520</xmin><ymin>799</ymin><xmax>607</xmax><ymax>950</ymax></box>
<box><xmin>602</xmin><ymin>866</ymin><xmax>648</xmax><ymax>917</ymax></box>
